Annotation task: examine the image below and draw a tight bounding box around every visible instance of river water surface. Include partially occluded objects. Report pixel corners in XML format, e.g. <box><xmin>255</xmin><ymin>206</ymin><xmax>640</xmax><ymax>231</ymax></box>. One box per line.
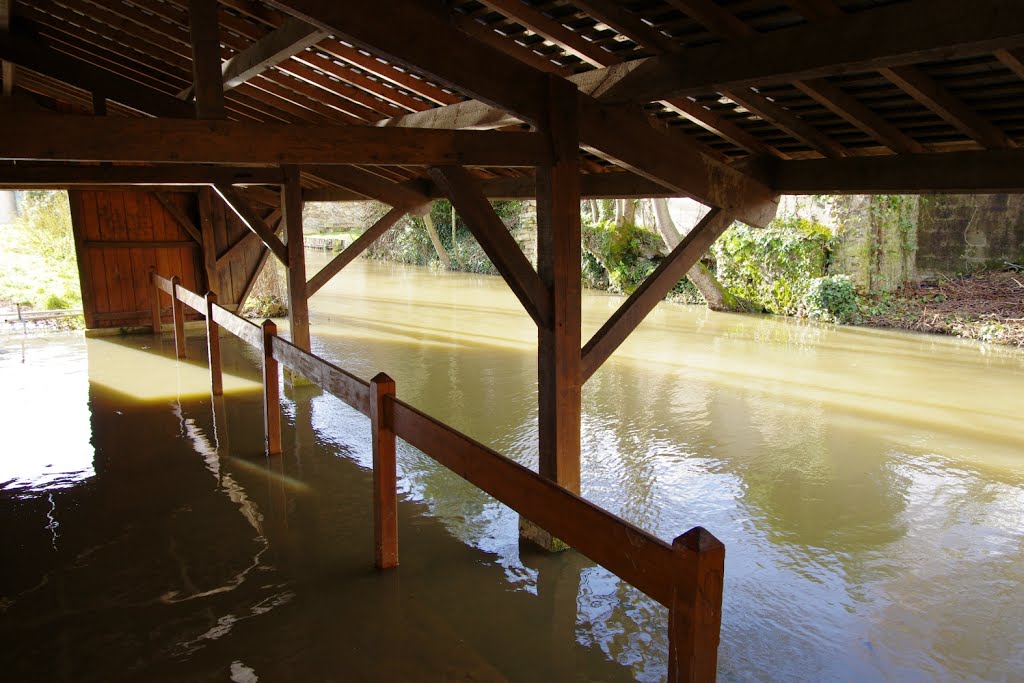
<box><xmin>2</xmin><ymin>253</ymin><xmax>1023</xmax><ymax>682</ymax></box>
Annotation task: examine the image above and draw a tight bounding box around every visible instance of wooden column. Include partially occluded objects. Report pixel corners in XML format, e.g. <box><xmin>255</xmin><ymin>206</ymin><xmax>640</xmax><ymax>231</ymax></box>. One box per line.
<box><xmin>668</xmin><ymin>527</ymin><xmax>725</xmax><ymax>683</ymax></box>
<box><xmin>170</xmin><ymin>275</ymin><xmax>186</xmax><ymax>359</ymax></box>
<box><xmin>536</xmin><ymin>76</ymin><xmax>582</xmax><ymax>495</ymax></box>
<box><xmin>282</xmin><ymin>164</ymin><xmax>311</xmax><ymax>352</ymax></box>
<box><xmin>206</xmin><ymin>291</ymin><xmax>223</xmax><ymax>396</ymax></box>
<box><xmin>262</xmin><ymin>319</ymin><xmax>282</xmax><ymax>455</ymax></box>
<box><xmin>1</xmin><ymin>1</ymin><xmax>11</xmax><ymax>98</ymax></box>
<box><xmin>198</xmin><ymin>188</ymin><xmax>219</xmax><ymax>292</ymax></box>
<box><xmin>370</xmin><ymin>372</ymin><xmax>399</xmax><ymax>569</ymax></box>
<box><xmin>149</xmin><ymin>270</ymin><xmax>162</xmax><ymax>333</ymax></box>
<box><xmin>187</xmin><ymin>0</ymin><xmax>225</xmax><ymax>119</ymax></box>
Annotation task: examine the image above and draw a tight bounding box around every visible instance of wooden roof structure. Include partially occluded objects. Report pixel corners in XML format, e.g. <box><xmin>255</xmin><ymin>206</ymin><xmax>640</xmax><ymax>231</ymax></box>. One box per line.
<box><xmin>2</xmin><ymin>0</ymin><xmax>1024</xmax><ymax>212</ymax></box>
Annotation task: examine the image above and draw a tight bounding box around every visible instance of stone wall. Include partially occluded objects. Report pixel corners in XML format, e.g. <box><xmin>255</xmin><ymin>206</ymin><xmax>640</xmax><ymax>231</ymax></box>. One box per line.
<box><xmin>916</xmin><ymin>194</ymin><xmax>1024</xmax><ymax>275</ymax></box>
<box><xmin>829</xmin><ymin>195</ymin><xmax>918</xmax><ymax>293</ymax></box>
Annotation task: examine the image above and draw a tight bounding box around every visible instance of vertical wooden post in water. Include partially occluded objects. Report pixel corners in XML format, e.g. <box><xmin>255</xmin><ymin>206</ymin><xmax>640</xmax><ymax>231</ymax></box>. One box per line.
<box><xmin>667</xmin><ymin>527</ymin><xmax>725</xmax><ymax>683</ymax></box>
<box><xmin>150</xmin><ymin>270</ymin><xmax>162</xmax><ymax>334</ymax></box>
<box><xmin>536</xmin><ymin>75</ymin><xmax>582</xmax><ymax>495</ymax></box>
<box><xmin>205</xmin><ymin>291</ymin><xmax>223</xmax><ymax>396</ymax></box>
<box><xmin>370</xmin><ymin>372</ymin><xmax>398</xmax><ymax>569</ymax></box>
<box><xmin>262</xmin><ymin>319</ymin><xmax>282</xmax><ymax>455</ymax></box>
<box><xmin>170</xmin><ymin>275</ymin><xmax>186</xmax><ymax>359</ymax></box>
<box><xmin>282</xmin><ymin>164</ymin><xmax>311</xmax><ymax>353</ymax></box>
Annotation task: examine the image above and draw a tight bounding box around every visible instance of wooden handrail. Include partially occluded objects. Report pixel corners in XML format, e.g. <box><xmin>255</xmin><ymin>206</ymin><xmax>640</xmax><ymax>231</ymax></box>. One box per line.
<box><xmin>390</xmin><ymin>396</ymin><xmax>677</xmax><ymax>606</ymax></box>
<box><xmin>149</xmin><ymin>273</ymin><xmax>725</xmax><ymax>681</ymax></box>
<box><xmin>270</xmin><ymin>336</ymin><xmax>370</xmax><ymax>415</ymax></box>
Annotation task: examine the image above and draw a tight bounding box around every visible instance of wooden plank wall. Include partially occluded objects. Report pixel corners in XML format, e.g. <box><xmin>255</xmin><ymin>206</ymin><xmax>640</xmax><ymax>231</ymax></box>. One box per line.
<box><xmin>204</xmin><ymin>190</ymin><xmax>269</xmax><ymax>305</ymax></box>
<box><xmin>69</xmin><ymin>189</ymin><xmax>265</xmax><ymax>329</ymax></box>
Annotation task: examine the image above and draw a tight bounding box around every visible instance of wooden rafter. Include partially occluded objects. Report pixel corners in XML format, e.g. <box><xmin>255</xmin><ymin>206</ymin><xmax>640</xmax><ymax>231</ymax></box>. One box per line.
<box><xmin>596</xmin><ymin>0</ymin><xmax>1024</xmax><ymax>104</ymax></box>
<box><xmin>268</xmin><ymin>0</ymin><xmax>777</xmax><ymax>226</ymax></box>
<box><xmin>305</xmin><ymin>165</ymin><xmax>432</xmax><ymax>212</ymax></box>
<box><xmin>0</xmin><ymin>162</ymin><xmax>283</xmax><ymax>186</ymax></box>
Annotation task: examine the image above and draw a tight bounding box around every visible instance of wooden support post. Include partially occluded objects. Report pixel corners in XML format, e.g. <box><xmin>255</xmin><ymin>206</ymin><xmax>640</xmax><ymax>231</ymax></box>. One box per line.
<box><xmin>536</xmin><ymin>76</ymin><xmax>582</xmax><ymax>495</ymax></box>
<box><xmin>282</xmin><ymin>164</ymin><xmax>311</xmax><ymax>353</ymax></box>
<box><xmin>198</xmin><ymin>188</ymin><xmax>219</xmax><ymax>292</ymax></box>
<box><xmin>187</xmin><ymin>0</ymin><xmax>225</xmax><ymax>119</ymax></box>
<box><xmin>170</xmin><ymin>275</ymin><xmax>187</xmax><ymax>359</ymax></box>
<box><xmin>206</xmin><ymin>291</ymin><xmax>223</xmax><ymax>397</ymax></box>
<box><xmin>667</xmin><ymin>527</ymin><xmax>725</xmax><ymax>683</ymax></box>
<box><xmin>370</xmin><ymin>372</ymin><xmax>399</xmax><ymax>570</ymax></box>
<box><xmin>262</xmin><ymin>319</ymin><xmax>282</xmax><ymax>455</ymax></box>
<box><xmin>150</xmin><ymin>270</ymin><xmax>162</xmax><ymax>333</ymax></box>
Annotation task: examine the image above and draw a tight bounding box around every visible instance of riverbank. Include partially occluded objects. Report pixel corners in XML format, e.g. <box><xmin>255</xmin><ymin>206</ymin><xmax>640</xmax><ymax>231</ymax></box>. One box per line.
<box><xmin>859</xmin><ymin>269</ymin><xmax>1024</xmax><ymax>347</ymax></box>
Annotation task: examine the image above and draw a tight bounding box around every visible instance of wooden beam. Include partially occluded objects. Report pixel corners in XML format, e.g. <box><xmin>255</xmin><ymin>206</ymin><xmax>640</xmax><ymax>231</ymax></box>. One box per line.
<box><xmin>428</xmin><ymin>165</ymin><xmax>551</xmax><ymax>327</ymax></box>
<box><xmin>198</xmin><ymin>188</ymin><xmax>219</xmax><ymax>292</ymax></box>
<box><xmin>770</xmin><ymin>149</ymin><xmax>1024</xmax><ymax>193</ymax></box>
<box><xmin>222</xmin><ymin>18</ymin><xmax>325</xmax><ymax>90</ymax></box>
<box><xmin>0</xmin><ymin>162</ymin><xmax>283</xmax><ymax>186</ymax></box>
<box><xmin>214</xmin><ymin>184</ymin><xmax>289</xmax><ymax>265</ymax></box>
<box><xmin>187</xmin><ymin>0</ymin><xmax>225</xmax><ymax>118</ymax></box>
<box><xmin>155</xmin><ymin>192</ymin><xmax>203</xmax><ymax>244</ymax></box>
<box><xmin>536</xmin><ymin>77</ymin><xmax>582</xmax><ymax>494</ymax></box>
<box><xmin>219</xmin><ymin>210</ymin><xmax>281</xmax><ymax>264</ymax></box>
<box><xmin>595</xmin><ymin>0</ymin><xmax>1024</xmax><ymax>103</ymax></box>
<box><xmin>305</xmin><ymin>165</ymin><xmax>432</xmax><ymax>212</ymax></box>
<box><xmin>0</xmin><ymin>33</ymin><xmax>193</xmax><ymax>117</ymax></box>
<box><xmin>880</xmin><ymin>66</ymin><xmax>1017</xmax><ymax>150</ymax></box>
<box><xmin>263</xmin><ymin>0</ymin><xmax>778</xmax><ymax>227</ymax></box>
<box><xmin>282</xmin><ymin>164</ymin><xmax>311</xmax><ymax>352</ymax></box>
<box><xmin>582</xmin><ymin>209</ymin><xmax>731</xmax><ymax>381</ymax></box>
<box><xmin>719</xmin><ymin>87</ymin><xmax>848</xmax><ymax>158</ymax></box>
<box><xmin>3</xmin><ymin>2</ymin><xmax>14</xmax><ymax>96</ymax></box>
<box><xmin>0</xmin><ymin>113</ymin><xmax>550</xmax><ymax>167</ymax></box>
<box><xmin>793</xmin><ymin>79</ymin><xmax>925</xmax><ymax>154</ymax></box>
<box><xmin>305</xmin><ymin>206</ymin><xmax>406</xmax><ymax>296</ymax></box>
<box><xmin>303</xmin><ymin>170</ymin><xmax>677</xmax><ymax>202</ymax></box>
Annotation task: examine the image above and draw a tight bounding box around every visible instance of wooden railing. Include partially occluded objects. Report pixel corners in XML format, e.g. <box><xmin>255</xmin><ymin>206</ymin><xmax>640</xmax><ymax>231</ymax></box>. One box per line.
<box><xmin>151</xmin><ymin>272</ymin><xmax>726</xmax><ymax>682</ymax></box>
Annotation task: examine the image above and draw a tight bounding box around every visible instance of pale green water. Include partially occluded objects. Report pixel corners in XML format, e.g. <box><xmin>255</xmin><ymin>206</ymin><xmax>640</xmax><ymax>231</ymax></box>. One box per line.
<box><xmin>1</xmin><ymin>253</ymin><xmax>1022</xmax><ymax>682</ymax></box>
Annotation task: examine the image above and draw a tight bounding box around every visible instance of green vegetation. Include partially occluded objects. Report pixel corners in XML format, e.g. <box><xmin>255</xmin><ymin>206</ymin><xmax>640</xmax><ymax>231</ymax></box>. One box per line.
<box><xmin>804</xmin><ymin>275</ymin><xmax>860</xmax><ymax>324</ymax></box>
<box><xmin>0</xmin><ymin>191</ymin><xmax>83</xmax><ymax>314</ymax></box>
<box><xmin>714</xmin><ymin>217</ymin><xmax>835</xmax><ymax>317</ymax></box>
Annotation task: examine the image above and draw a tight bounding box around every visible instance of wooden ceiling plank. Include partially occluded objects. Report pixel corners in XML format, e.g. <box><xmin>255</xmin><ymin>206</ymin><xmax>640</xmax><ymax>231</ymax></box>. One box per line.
<box><xmin>597</xmin><ymin>0</ymin><xmax>1024</xmax><ymax>103</ymax></box>
<box><xmin>304</xmin><ymin>164</ymin><xmax>432</xmax><ymax>211</ymax></box>
<box><xmin>0</xmin><ymin>31</ymin><xmax>192</xmax><ymax>116</ymax></box>
<box><xmin>720</xmin><ymin>87</ymin><xmax>848</xmax><ymax>158</ymax></box>
<box><xmin>794</xmin><ymin>78</ymin><xmax>925</xmax><ymax>154</ymax></box>
<box><xmin>881</xmin><ymin>66</ymin><xmax>1017</xmax><ymax>149</ymax></box>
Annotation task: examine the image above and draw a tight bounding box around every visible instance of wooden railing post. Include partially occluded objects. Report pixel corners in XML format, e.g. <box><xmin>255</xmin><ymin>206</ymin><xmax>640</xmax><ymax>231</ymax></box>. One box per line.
<box><xmin>370</xmin><ymin>372</ymin><xmax>398</xmax><ymax>570</ymax></box>
<box><xmin>667</xmin><ymin>527</ymin><xmax>725</xmax><ymax>683</ymax></box>
<box><xmin>150</xmin><ymin>270</ymin><xmax>162</xmax><ymax>334</ymax></box>
<box><xmin>262</xmin><ymin>319</ymin><xmax>282</xmax><ymax>455</ymax></box>
<box><xmin>205</xmin><ymin>291</ymin><xmax>223</xmax><ymax>396</ymax></box>
<box><xmin>170</xmin><ymin>275</ymin><xmax>186</xmax><ymax>359</ymax></box>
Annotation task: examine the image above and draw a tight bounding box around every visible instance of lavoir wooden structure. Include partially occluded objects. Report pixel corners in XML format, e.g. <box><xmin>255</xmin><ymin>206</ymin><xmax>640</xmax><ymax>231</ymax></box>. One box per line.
<box><xmin>3</xmin><ymin>1</ymin><xmax>1024</xmax><ymax>680</ymax></box>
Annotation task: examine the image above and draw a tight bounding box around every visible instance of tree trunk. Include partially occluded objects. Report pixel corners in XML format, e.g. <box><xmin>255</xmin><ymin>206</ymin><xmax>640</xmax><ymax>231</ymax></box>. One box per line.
<box><xmin>652</xmin><ymin>198</ymin><xmax>749</xmax><ymax>312</ymax></box>
<box><xmin>423</xmin><ymin>213</ymin><xmax>451</xmax><ymax>268</ymax></box>
<box><xmin>598</xmin><ymin>199</ymin><xmax>616</xmax><ymax>223</ymax></box>
<box><xmin>622</xmin><ymin>198</ymin><xmax>636</xmax><ymax>226</ymax></box>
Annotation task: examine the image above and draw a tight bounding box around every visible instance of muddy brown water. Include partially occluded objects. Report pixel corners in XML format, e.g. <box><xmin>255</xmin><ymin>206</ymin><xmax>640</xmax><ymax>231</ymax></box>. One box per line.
<box><xmin>2</xmin><ymin>254</ymin><xmax>1022</xmax><ymax>682</ymax></box>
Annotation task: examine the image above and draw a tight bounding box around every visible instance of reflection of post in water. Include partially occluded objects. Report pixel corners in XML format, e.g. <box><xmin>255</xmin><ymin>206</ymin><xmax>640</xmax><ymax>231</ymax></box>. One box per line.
<box><xmin>265</xmin><ymin>451</ymin><xmax>290</xmax><ymax>571</ymax></box>
<box><xmin>520</xmin><ymin>544</ymin><xmax>587</xmax><ymax>678</ymax></box>
<box><xmin>209</xmin><ymin>394</ymin><xmax>230</xmax><ymax>468</ymax></box>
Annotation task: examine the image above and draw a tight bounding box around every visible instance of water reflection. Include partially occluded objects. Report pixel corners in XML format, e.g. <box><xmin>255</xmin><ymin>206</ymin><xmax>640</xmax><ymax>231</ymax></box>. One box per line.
<box><xmin>301</xmin><ymin>255</ymin><xmax>1024</xmax><ymax>682</ymax></box>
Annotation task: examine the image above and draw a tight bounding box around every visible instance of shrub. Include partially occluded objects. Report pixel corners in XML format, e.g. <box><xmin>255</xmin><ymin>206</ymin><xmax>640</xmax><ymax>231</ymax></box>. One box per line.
<box><xmin>714</xmin><ymin>217</ymin><xmax>833</xmax><ymax>315</ymax></box>
<box><xmin>803</xmin><ymin>274</ymin><xmax>860</xmax><ymax>324</ymax></box>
